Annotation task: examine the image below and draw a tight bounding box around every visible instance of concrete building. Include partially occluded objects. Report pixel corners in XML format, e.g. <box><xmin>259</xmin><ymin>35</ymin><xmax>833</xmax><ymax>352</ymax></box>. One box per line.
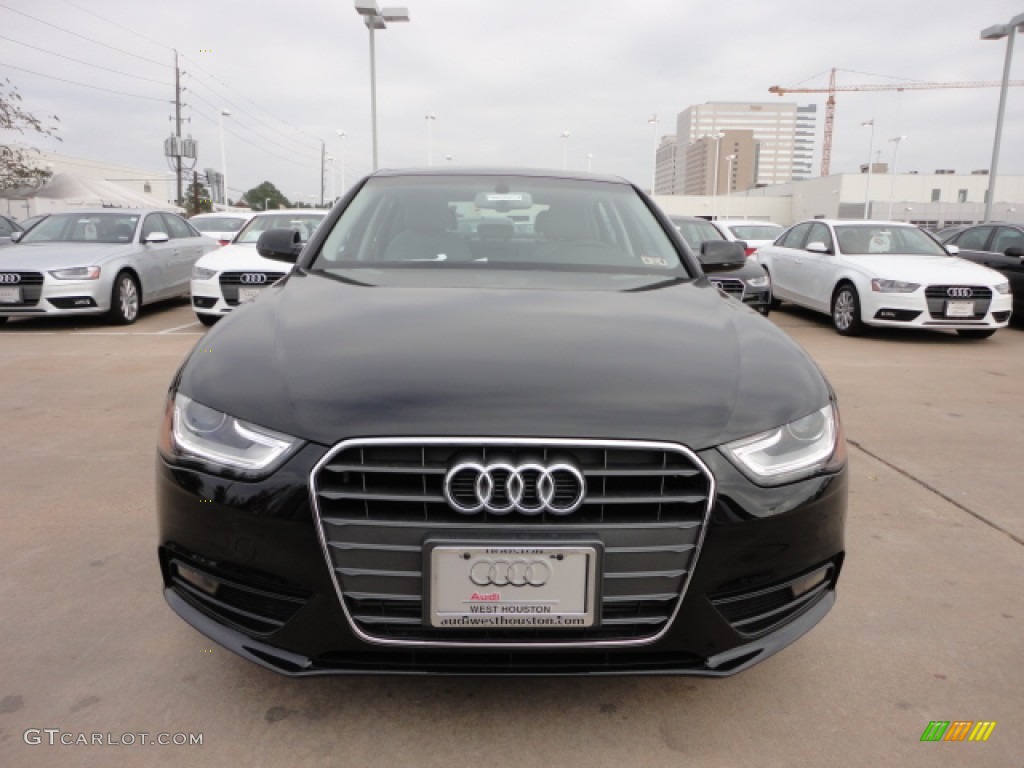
<box><xmin>653</xmin><ymin>135</ymin><xmax>678</xmax><ymax>196</ymax></box>
<box><xmin>682</xmin><ymin>130</ymin><xmax>757</xmax><ymax>196</ymax></box>
<box><xmin>673</xmin><ymin>101</ymin><xmax>817</xmax><ymax>192</ymax></box>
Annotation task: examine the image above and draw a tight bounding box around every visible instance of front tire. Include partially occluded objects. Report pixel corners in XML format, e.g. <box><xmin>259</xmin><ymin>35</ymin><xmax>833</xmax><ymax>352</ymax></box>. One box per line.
<box><xmin>197</xmin><ymin>313</ymin><xmax>219</xmax><ymax>327</ymax></box>
<box><xmin>108</xmin><ymin>272</ymin><xmax>140</xmax><ymax>325</ymax></box>
<box><xmin>832</xmin><ymin>284</ymin><xmax>864</xmax><ymax>336</ymax></box>
<box><xmin>956</xmin><ymin>329</ymin><xmax>996</xmax><ymax>339</ymax></box>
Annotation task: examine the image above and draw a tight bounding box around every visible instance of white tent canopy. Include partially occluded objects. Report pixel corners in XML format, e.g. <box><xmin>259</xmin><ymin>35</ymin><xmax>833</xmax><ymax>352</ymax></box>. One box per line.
<box><xmin>1</xmin><ymin>172</ymin><xmax>183</xmax><ymax>217</ymax></box>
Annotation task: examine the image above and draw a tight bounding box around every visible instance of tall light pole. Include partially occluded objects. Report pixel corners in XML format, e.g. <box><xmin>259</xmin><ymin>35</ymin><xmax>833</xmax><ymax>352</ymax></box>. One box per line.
<box><xmin>336</xmin><ymin>130</ymin><xmax>347</xmax><ymax>194</ymax></box>
<box><xmin>648</xmin><ymin>114</ymin><xmax>659</xmax><ymax>193</ymax></box>
<box><xmin>723</xmin><ymin>154</ymin><xmax>736</xmax><ymax>220</ymax></box>
<box><xmin>709</xmin><ymin>131</ymin><xmax>725</xmax><ymax>218</ymax></box>
<box><xmin>861</xmin><ymin>119</ymin><xmax>875</xmax><ymax>219</ymax></box>
<box><xmin>586</xmin><ymin>153</ymin><xmax>593</xmax><ymax>172</ymax></box>
<box><xmin>981</xmin><ymin>13</ymin><xmax>1024</xmax><ymax>221</ymax></box>
<box><xmin>887</xmin><ymin>135</ymin><xmax>907</xmax><ymax>220</ymax></box>
<box><xmin>264</xmin><ymin>197</ymin><xmax>271</xmax><ymax>212</ymax></box>
<box><xmin>326</xmin><ymin>155</ymin><xmax>336</xmax><ymax>202</ymax></box>
<box><xmin>560</xmin><ymin>130</ymin><xmax>570</xmax><ymax>169</ymax></box>
<box><xmin>218</xmin><ymin>108</ymin><xmax>231</xmax><ymax>208</ymax></box>
<box><xmin>425</xmin><ymin>112</ymin><xmax>436</xmax><ymax>166</ymax></box>
<box><xmin>354</xmin><ymin>1</ymin><xmax>410</xmax><ymax>171</ymax></box>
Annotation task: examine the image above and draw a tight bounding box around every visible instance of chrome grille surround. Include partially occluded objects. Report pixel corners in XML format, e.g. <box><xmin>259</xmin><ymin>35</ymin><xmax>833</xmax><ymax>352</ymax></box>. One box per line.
<box><xmin>924</xmin><ymin>284</ymin><xmax>993</xmax><ymax>320</ymax></box>
<box><xmin>710</xmin><ymin>278</ymin><xmax>746</xmax><ymax>301</ymax></box>
<box><xmin>309</xmin><ymin>437</ymin><xmax>716</xmax><ymax>649</ymax></box>
<box><xmin>218</xmin><ymin>271</ymin><xmax>287</xmax><ymax>305</ymax></box>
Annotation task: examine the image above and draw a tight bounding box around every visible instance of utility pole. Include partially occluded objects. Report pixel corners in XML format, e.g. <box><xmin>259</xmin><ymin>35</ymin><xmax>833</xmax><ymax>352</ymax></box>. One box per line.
<box><xmin>320</xmin><ymin>139</ymin><xmax>325</xmax><ymax>207</ymax></box>
<box><xmin>174</xmin><ymin>50</ymin><xmax>183</xmax><ymax>206</ymax></box>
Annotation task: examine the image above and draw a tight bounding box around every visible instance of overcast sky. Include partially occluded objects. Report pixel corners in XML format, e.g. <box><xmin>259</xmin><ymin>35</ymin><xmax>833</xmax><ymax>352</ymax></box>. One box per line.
<box><xmin>2</xmin><ymin>0</ymin><xmax>1022</xmax><ymax>204</ymax></box>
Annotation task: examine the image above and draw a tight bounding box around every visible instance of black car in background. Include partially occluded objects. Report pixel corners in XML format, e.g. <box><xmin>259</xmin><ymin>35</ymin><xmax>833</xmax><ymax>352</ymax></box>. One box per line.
<box><xmin>943</xmin><ymin>223</ymin><xmax>1024</xmax><ymax>323</ymax></box>
<box><xmin>157</xmin><ymin>169</ymin><xmax>847</xmax><ymax>676</ymax></box>
<box><xmin>670</xmin><ymin>215</ymin><xmax>773</xmax><ymax>315</ymax></box>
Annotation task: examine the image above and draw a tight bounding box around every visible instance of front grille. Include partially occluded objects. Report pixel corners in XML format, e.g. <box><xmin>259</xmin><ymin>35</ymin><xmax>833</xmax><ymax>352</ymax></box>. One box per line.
<box><xmin>924</xmin><ymin>285</ymin><xmax>992</xmax><ymax>320</ymax></box>
<box><xmin>311</xmin><ymin>438</ymin><xmax>714</xmax><ymax>646</ymax></box>
<box><xmin>218</xmin><ymin>271</ymin><xmax>287</xmax><ymax>305</ymax></box>
<box><xmin>0</xmin><ymin>271</ymin><xmax>44</xmax><ymax>306</ymax></box>
<box><xmin>710</xmin><ymin>278</ymin><xmax>745</xmax><ymax>300</ymax></box>
<box><xmin>710</xmin><ymin>562</ymin><xmax>835</xmax><ymax>638</ymax></box>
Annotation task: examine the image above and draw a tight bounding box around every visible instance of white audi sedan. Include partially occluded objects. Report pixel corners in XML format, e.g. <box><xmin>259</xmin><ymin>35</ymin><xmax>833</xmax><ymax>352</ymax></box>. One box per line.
<box><xmin>190</xmin><ymin>210</ymin><xmax>327</xmax><ymax>325</ymax></box>
<box><xmin>0</xmin><ymin>209</ymin><xmax>217</xmax><ymax>325</ymax></box>
<box><xmin>757</xmin><ymin>220</ymin><xmax>1012</xmax><ymax>338</ymax></box>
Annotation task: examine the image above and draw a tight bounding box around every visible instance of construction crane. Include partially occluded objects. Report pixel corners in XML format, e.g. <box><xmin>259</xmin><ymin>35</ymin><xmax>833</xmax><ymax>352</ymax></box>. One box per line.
<box><xmin>769</xmin><ymin>68</ymin><xmax>1024</xmax><ymax>177</ymax></box>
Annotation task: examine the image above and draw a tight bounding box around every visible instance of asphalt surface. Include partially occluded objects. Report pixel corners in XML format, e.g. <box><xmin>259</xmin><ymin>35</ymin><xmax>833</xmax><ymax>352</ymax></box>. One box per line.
<box><xmin>1</xmin><ymin>298</ymin><xmax>1021</xmax><ymax>768</ymax></box>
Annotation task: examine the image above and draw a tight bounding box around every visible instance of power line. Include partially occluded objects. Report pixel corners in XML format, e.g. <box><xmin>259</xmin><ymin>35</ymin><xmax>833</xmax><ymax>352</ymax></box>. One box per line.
<box><xmin>0</xmin><ymin>61</ymin><xmax>168</xmax><ymax>101</ymax></box>
<box><xmin>0</xmin><ymin>34</ymin><xmax>170</xmax><ymax>86</ymax></box>
<box><xmin>60</xmin><ymin>0</ymin><xmax>172</xmax><ymax>52</ymax></box>
<box><xmin>0</xmin><ymin>3</ymin><xmax>171</xmax><ymax>69</ymax></box>
<box><xmin>189</xmin><ymin>103</ymin><xmax>321</xmax><ymax>175</ymax></box>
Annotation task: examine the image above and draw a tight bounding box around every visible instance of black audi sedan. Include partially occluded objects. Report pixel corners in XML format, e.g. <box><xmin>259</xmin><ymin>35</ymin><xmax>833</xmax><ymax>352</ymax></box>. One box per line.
<box><xmin>157</xmin><ymin>169</ymin><xmax>847</xmax><ymax>676</ymax></box>
<box><xmin>942</xmin><ymin>223</ymin><xmax>1024</xmax><ymax>323</ymax></box>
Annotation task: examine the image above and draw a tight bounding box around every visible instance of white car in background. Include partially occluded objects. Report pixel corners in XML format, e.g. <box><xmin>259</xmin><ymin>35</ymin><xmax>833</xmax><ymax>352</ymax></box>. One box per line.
<box><xmin>190</xmin><ymin>210</ymin><xmax>327</xmax><ymax>325</ymax></box>
<box><xmin>711</xmin><ymin>220</ymin><xmax>785</xmax><ymax>259</ymax></box>
<box><xmin>189</xmin><ymin>212</ymin><xmax>255</xmax><ymax>246</ymax></box>
<box><xmin>757</xmin><ymin>219</ymin><xmax>1012</xmax><ymax>339</ymax></box>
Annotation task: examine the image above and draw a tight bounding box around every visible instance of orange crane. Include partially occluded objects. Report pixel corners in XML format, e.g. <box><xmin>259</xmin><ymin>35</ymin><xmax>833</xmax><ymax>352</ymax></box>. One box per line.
<box><xmin>769</xmin><ymin>67</ymin><xmax>1024</xmax><ymax>177</ymax></box>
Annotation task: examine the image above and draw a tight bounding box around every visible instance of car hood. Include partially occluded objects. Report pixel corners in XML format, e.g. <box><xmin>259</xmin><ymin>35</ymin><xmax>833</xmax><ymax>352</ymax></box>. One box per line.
<box><xmin>840</xmin><ymin>254</ymin><xmax>1006</xmax><ymax>285</ymax></box>
<box><xmin>194</xmin><ymin>242</ymin><xmax>291</xmax><ymax>272</ymax></box>
<box><xmin>179</xmin><ymin>270</ymin><xmax>831</xmax><ymax>450</ymax></box>
<box><xmin>0</xmin><ymin>242</ymin><xmax>136</xmax><ymax>270</ymax></box>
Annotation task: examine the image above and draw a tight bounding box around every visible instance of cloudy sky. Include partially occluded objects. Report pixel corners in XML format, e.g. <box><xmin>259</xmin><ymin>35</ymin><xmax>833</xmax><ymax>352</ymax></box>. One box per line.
<box><xmin>2</xmin><ymin>0</ymin><xmax>1022</xmax><ymax>204</ymax></box>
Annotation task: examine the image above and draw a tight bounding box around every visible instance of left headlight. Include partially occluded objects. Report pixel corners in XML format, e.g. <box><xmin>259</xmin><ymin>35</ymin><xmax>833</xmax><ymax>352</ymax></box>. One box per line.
<box><xmin>49</xmin><ymin>266</ymin><xmax>101</xmax><ymax>280</ymax></box>
<box><xmin>746</xmin><ymin>274</ymin><xmax>770</xmax><ymax>288</ymax></box>
<box><xmin>192</xmin><ymin>265</ymin><xmax>218</xmax><ymax>280</ymax></box>
<box><xmin>159</xmin><ymin>392</ymin><xmax>303</xmax><ymax>478</ymax></box>
<box><xmin>995</xmin><ymin>282</ymin><xmax>1010</xmax><ymax>295</ymax></box>
<box><xmin>871</xmin><ymin>279</ymin><xmax>919</xmax><ymax>293</ymax></box>
<box><xmin>720</xmin><ymin>403</ymin><xmax>845</xmax><ymax>486</ymax></box>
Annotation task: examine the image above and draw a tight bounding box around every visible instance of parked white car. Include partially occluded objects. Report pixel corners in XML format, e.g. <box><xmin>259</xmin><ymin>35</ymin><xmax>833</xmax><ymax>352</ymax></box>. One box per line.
<box><xmin>757</xmin><ymin>220</ymin><xmax>1012</xmax><ymax>338</ymax></box>
<box><xmin>711</xmin><ymin>220</ymin><xmax>785</xmax><ymax>259</ymax></box>
<box><xmin>188</xmin><ymin>212</ymin><xmax>255</xmax><ymax>246</ymax></box>
<box><xmin>190</xmin><ymin>210</ymin><xmax>327</xmax><ymax>325</ymax></box>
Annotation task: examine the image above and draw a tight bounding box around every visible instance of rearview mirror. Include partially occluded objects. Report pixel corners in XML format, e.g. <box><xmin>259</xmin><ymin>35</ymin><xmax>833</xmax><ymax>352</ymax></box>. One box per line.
<box><xmin>144</xmin><ymin>232</ymin><xmax>169</xmax><ymax>244</ymax></box>
<box><xmin>257</xmin><ymin>228</ymin><xmax>302</xmax><ymax>263</ymax></box>
<box><xmin>806</xmin><ymin>241</ymin><xmax>831</xmax><ymax>254</ymax></box>
<box><xmin>699</xmin><ymin>240</ymin><xmax>746</xmax><ymax>272</ymax></box>
<box><xmin>10</xmin><ymin>231</ymin><xmax>23</xmax><ymax>243</ymax></box>
<box><xmin>944</xmin><ymin>244</ymin><xmax>960</xmax><ymax>256</ymax></box>
<box><xmin>1005</xmin><ymin>246</ymin><xmax>1023</xmax><ymax>258</ymax></box>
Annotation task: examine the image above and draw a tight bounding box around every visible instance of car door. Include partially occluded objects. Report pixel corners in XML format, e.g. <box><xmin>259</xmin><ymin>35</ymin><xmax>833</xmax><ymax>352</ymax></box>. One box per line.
<box><xmin>139</xmin><ymin>213</ymin><xmax>177</xmax><ymax>300</ymax></box>
<box><xmin>986</xmin><ymin>226</ymin><xmax>1024</xmax><ymax>302</ymax></box>
<box><xmin>765</xmin><ymin>222</ymin><xmax>813</xmax><ymax>304</ymax></box>
<box><xmin>797</xmin><ymin>222</ymin><xmax>838</xmax><ymax>312</ymax></box>
<box><xmin>161</xmin><ymin>213</ymin><xmax>205</xmax><ymax>293</ymax></box>
<box><xmin>947</xmin><ymin>225</ymin><xmax>996</xmax><ymax>268</ymax></box>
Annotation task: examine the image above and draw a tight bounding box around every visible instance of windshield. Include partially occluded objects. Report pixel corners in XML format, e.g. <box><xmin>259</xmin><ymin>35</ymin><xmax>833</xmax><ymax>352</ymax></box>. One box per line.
<box><xmin>236</xmin><ymin>213</ymin><xmax>325</xmax><ymax>244</ymax></box>
<box><xmin>729</xmin><ymin>224</ymin><xmax>783</xmax><ymax>241</ymax></box>
<box><xmin>311</xmin><ymin>176</ymin><xmax>683</xmax><ymax>274</ymax></box>
<box><xmin>191</xmin><ymin>216</ymin><xmax>247</xmax><ymax>233</ymax></box>
<box><xmin>835</xmin><ymin>225</ymin><xmax>949</xmax><ymax>256</ymax></box>
<box><xmin>671</xmin><ymin>218</ymin><xmax>724</xmax><ymax>250</ymax></box>
<box><xmin>20</xmin><ymin>213</ymin><xmax>140</xmax><ymax>244</ymax></box>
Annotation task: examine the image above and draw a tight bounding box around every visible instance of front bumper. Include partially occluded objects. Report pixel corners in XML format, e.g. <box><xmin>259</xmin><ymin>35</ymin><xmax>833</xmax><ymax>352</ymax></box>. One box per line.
<box><xmin>156</xmin><ymin>441</ymin><xmax>847</xmax><ymax>676</ymax></box>
<box><xmin>0</xmin><ymin>273</ymin><xmax>111</xmax><ymax>317</ymax></box>
<box><xmin>863</xmin><ymin>289</ymin><xmax>1012</xmax><ymax>330</ymax></box>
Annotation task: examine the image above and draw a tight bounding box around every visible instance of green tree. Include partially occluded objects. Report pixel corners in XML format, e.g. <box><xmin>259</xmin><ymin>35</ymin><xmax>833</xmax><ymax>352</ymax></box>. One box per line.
<box><xmin>0</xmin><ymin>77</ymin><xmax>61</xmax><ymax>189</ymax></box>
<box><xmin>243</xmin><ymin>181</ymin><xmax>290</xmax><ymax>211</ymax></box>
<box><xmin>186</xmin><ymin>175</ymin><xmax>213</xmax><ymax>215</ymax></box>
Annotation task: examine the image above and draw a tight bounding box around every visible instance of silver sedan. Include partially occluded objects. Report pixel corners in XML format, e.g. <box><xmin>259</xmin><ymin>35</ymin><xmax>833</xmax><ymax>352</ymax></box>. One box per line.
<box><xmin>0</xmin><ymin>209</ymin><xmax>218</xmax><ymax>325</ymax></box>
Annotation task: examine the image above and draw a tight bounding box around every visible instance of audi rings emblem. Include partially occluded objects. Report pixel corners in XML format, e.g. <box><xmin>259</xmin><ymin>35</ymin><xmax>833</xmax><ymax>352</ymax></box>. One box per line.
<box><xmin>239</xmin><ymin>273</ymin><xmax>268</xmax><ymax>285</ymax></box>
<box><xmin>444</xmin><ymin>460</ymin><xmax>586</xmax><ymax>516</ymax></box>
<box><xmin>469</xmin><ymin>558</ymin><xmax>551</xmax><ymax>587</ymax></box>
<box><xmin>947</xmin><ymin>287</ymin><xmax>973</xmax><ymax>298</ymax></box>
<box><xmin>0</xmin><ymin>273</ymin><xmax>21</xmax><ymax>284</ymax></box>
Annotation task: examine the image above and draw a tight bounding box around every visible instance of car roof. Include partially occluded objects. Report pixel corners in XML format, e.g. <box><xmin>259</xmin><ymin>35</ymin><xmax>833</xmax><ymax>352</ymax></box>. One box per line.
<box><xmin>717</xmin><ymin>220</ymin><xmax>783</xmax><ymax>227</ymax></box>
<box><xmin>190</xmin><ymin>212</ymin><xmax>254</xmax><ymax>219</ymax></box>
<box><xmin>250</xmin><ymin>209</ymin><xmax>329</xmax><ymax>216</ymax></box>
<box><xmin>370</xmin><ymin>167</ymin><xmax>631</xmax><ymax>185</ymax></box>
<box><xmin>43</xmin><ymin>208</ymin><xmax>172</xmax><ymax>215</ymax></box>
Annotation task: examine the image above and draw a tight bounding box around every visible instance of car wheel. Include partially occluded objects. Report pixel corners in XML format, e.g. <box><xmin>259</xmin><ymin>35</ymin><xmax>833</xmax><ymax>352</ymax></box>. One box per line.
<box><xmin>197</xmin><ymin>314</ymin><xmax>219</xmax><ymax>327</ymax></box>
<box><xmin>0</xmin><ymin>317</ymin><xmax>8</xmax><ymax>325</ymax></box>
<box><xmin>108</xmin><ymin>272</ymin><xmax>140</xmax><ymax>325</ymax></box>
<box><xmin>831</xmin><ymin>284</ymin><xmax>864</xmax><ymax>336</ymax></box>
<box><xmin>956</xmin><ymin>329</ymin><xmax>996</xmax><ymax>340</ymax></box>
<box><xmin>757</xmin><ymin>304</ymin><xmax>771</xmax><ymax>317</ymax></box>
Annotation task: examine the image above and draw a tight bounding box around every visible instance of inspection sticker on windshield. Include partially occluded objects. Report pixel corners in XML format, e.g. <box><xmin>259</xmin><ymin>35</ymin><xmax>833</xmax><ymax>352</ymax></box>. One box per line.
<box><xmin>427</xmin><ymin>545</ymin><xmax>597</xmax><ymax>629</ymax></box>
<box><xmin>641</xmin><ymin>256</ymin><xmax>670</xmax><ymax>267</ymax></box>
<box><xmin>484</xmin><ymin>194</ymin><xmax>524</xmax><ymax>202</ymax></box>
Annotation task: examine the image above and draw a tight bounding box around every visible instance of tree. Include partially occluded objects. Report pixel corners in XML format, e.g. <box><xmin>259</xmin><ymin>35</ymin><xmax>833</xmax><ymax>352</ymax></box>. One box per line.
<box><xmin>243</xmin><ymin>181</ymin><xmax>290</xmax><ymax>211</ymax></box>
<box><xmin>186</xmin><ymin>173</ymin><xmax>213</xmax><ymax>215</ymax></box>
<box><xmin>0</xmin><ymin>78</ymin><xmax>61</xmax><ymax>189</ymax></box>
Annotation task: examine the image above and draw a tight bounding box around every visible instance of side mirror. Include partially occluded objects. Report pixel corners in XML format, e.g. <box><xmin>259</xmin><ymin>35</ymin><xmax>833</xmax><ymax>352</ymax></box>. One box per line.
<box><xmin>257</xmin><ymin>228</ymin><xmax>302</xmax><ymax>263</ymax></box>
<box><xmin>1005</xmin><ymin>246</ymin><xmax>1024</xmax><ymax>258</ymax></box>
<box><xmin>10</xmin><ymin>231</ymin><xmax>23</xmax><ymax>243</ymax></box>
<box><xmin>806</xmin><ymin>241</ymin><xmax>831</xmax><ymax>254</ymax></box>
<box><xmin>144</xmin><ymin>232</ymin><xmax>169</xmax><ymax>244</ymax></box>
<box><xmin>944</xmin><ymin>244</ymin><xmax>960</xmax><ymax>256</ymax></box>
<box><xmin>699</xmin><ymin>240</ymin><xmax>746</xmax><ymax>272</ymax></box>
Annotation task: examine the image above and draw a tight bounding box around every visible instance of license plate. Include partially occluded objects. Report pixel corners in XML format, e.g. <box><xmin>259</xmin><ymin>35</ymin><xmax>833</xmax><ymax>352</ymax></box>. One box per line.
<box><xmin>946</xmin><ymin>301</ymin><xmax>975</xmax><ymax>318</ymax></box>
<box><xmin>0</xmin><ymin>286</ymin><xmax>22</xmax><ymax>304</ymax></box>
<box><xmin>237</xmin><ymin>287</ymin><xmax>263</xmax><ymax>303</ymax></box>
<box><xmin>427</xmin><ymin>544</ymin><xmax>598</xmax><ymax>629</ymax></box>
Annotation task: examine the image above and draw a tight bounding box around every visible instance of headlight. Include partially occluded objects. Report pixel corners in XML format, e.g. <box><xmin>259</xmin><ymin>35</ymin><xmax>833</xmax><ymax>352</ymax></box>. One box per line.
<box><xmin>192</xmin><ymin>265</ymin><xmax>218</xmax><ymax>280</ymax></box>
<box><xmin>745</xmin><ymin>275</ymin><xmax>770</xmax><ymax>288</ymax></box>
<box><xmin>871</xmin><ymin>279</ymin><xmax>919</xmax><ymax>293</ymax></box>
<box><xmin>720</xmin><ymin>403</ymin><xmax>844</xmax><ymax>486</ymax></box>
<box><xmin>159</xmin><ymin>393</ymin><xmax>302</xmax><ymax>478</ymax></box>
<box><xmin>49</xmin><ymin>266</ymin><xmax>100</xmax><ymax>280</ymax></box>
<box><xmin>995</xmin><ymin>282</ymin><xmax>1010</xmax><ymax>295</ymax></box>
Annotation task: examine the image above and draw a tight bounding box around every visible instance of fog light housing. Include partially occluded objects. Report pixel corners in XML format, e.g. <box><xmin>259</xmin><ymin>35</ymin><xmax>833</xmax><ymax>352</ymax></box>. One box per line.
<box><xmin>175</xmin><ymin>562</ymin><xmax>220</xmax><ymax>596</ymax></box>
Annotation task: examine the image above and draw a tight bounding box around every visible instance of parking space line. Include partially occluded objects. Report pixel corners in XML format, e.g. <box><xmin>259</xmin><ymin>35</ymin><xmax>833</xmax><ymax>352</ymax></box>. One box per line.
<box><xmin>72</xmin><ymin>331</ymin><xmax>205</xmax><ymax>336</ymax></box>
<box><xmin>158</xmin><ymin>321</ymin><xmax>202</xmax><ymax>334</ymax></box>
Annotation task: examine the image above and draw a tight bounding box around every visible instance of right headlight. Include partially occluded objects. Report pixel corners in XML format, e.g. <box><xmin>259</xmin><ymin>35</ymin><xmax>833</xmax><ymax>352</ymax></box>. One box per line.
<box><xmin>192</xmin><ymin>265</ymin><xmax>218</xmax><ymax>280</ymax></box>
<box><xmin>995</xmin><ymin>282</ymin><xmax>1010</xmax><ymax>295</ymax></box>
<box><xmin>720</xmin><ymin>403</ymin><xmax>845</xmax><ymax>486</ymax></box>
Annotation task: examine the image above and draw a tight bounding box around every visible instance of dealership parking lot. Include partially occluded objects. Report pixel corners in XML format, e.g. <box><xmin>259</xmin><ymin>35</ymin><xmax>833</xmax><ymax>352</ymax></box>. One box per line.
<box><xmin>1</xmin><ymin>299</ymin><xmax>1021</xmax><ymax>767</ymax></box>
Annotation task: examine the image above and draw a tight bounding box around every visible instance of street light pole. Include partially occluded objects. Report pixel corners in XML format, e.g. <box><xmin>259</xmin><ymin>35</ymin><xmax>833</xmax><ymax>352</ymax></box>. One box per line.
<box><xmin>354</xmin><ymin>2</ymin><xmax>410</xmax><ymax>171</ymax></box>
<box><xmin>887</xmin><ymin>135</ymin><xmax>907</xmax><ymax>220</ymax></box>
<box><xmin>724</xmin><ymin>154</ymin><xmax>736</xmax><ymax>220</ymax></box>
<box><xmin>425</xmin><ymin>112</ymin><xmax>436</xmax><ymax>166</ymax></box>
<box><xmin>586</xmin><ymin>153</ymin><xmax>593</xmax><ymax>172</ymax></box>
<box><xmin>560</xmin><ymin>130</ymin><xmax>570</xmax><ymax>170</ymax></box>
<box><xmin>710</xmin><ymin>131</ymin><xmax>725</xmax><ymax>218</ymax></box>
<box><xmin>326</xmin><ymin>155</ymin><xmax>336</xmax><ymax>202</ymax></box>
<box><xmin>648</xmin><ymin>114</ymin><xmax>659</xmax><ymax>193</ymax></box>
<box><xmin>264</xmin><ymin>197</ymin><xmax>271</xmax><ymax>211</ymax></box>
<box><xmin>336</xmin><ymin>130</ymin><xmax>347</xmax><ymax>194</ymax></box>
<box><xmin>981</xmin><ymin>13</ymin><xmax>1024</xmax><ymax>221</ymax></box>
<box><xmin>861</xmin><ymin>119</ymin><xmax>875</xmax><ymax>219</ymax></box>
<box><xmin>218</xmin><ymin>108</ymin><xmax>231</xmax><ymax>208</ymax></box>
